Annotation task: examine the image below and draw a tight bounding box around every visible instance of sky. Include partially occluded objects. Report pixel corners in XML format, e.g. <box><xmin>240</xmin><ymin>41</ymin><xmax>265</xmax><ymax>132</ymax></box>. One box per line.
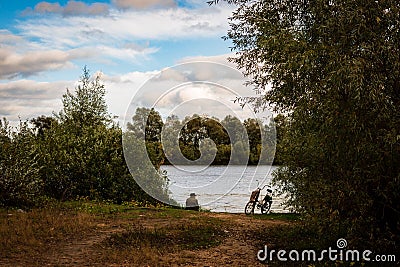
<box><xmin>0</xmin><ymin>0</ymin><xmax>266</xmax><ymax>126</ymax></box>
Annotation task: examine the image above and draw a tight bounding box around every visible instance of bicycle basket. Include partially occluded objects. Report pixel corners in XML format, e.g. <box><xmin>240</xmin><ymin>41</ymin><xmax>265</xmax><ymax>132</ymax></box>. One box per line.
<box><xmin>250</xmin><ymin>190</ymin><xmax>259</xmax><ymax>201</ymax></box>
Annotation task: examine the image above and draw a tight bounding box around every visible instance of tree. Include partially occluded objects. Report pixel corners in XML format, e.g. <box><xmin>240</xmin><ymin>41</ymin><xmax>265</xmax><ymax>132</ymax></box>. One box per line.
<box><xmin>244</xmin><ymin>118</ymin><xmax>262</xmax><ymax>164</ymax></box>
<box><xmin>162</xmin><ymin>115</ymin><xmax>184</xmax><ymax>165</ymax></box>
<box><xmin>58</xmin><ymin>66</ymin><xmax>110</xmax><ymax>127</ymax></box>
<box><xmin>39</xmin><ymin>69</ymin><xmax>158</xmax><ymax>204</ymax></box>
<box><xmin>47</xmin><ymin>67</ymin><xmax>114</xmax><ymax>199</ymax></box>
<box><xmin>127</xmin><ymin>108</ymin><xmax>165</xmax><ymax>168</ymax></box>
<box><xmin>221</xmin><ymin>115</ymin><xmax>245</xmax><ymax>144</ymax></box>
<box><xmin>127</xmin><ymin>107</ymin><xmax>164</xmax><ymax>143</ymax></box>
<box><xmin>213</xmin><ymin>0</ymin><xmax>400</xmax><ymax>250</ymax></box>
<box><xmin>203</xmin><ymin>117</ymin><xmax>229</xmax><ymax>145</ymax></box>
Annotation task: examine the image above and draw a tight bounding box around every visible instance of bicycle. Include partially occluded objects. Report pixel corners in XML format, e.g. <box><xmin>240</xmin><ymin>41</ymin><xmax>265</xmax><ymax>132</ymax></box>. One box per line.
<box><xmin>244</xmin><ymin>184</ymin><xmax>272</xmax><ymax>215</ymax></box>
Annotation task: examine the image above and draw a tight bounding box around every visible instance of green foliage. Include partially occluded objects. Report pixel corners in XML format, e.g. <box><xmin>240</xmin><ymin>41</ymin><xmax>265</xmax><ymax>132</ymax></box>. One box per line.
<box><xmin>36</xmin><ymin>122</ymin><xmax>140</xmax><ymax>203</ymax></box>
<box><xmin>157</xmin><ymin>113</ymin><xmax>277</xmax><ymax>165</ymax></box>
<box><xmin>219</xmin><ymin>0</ymin><xmax>400</xmax><ymax>252</ymax></box>
<box><xmin>127</xmin><ymin>107</ymin><xmax>164</xmax><ymax>142</ymax></box>
<box><xmin>123</xmin><ymin>131</ymin><xmax>172</xmax><ymax>205</ymax></box>
<box><xmin>128</xmin><ymin>107</ymin><xmax>166</xmax><ymax>168</ymax></box>
<box><xmin>58</xmin><ymin>66</ymin><xmax>110</xmax><ymax>127</ymax></box>
<box><xmin>0</xmin><ymin>67</ymin><xmax>169</xmax><ymax>208</ymax></box>
<box><xmin>30</xmin><ymin>67</ymin><xmax>140</xmax><ymax>203</ymax></box>
<box><xmin>0</xmin><ymin>119</ymin><xmax>43</xmax><ymax>208</ymax></box>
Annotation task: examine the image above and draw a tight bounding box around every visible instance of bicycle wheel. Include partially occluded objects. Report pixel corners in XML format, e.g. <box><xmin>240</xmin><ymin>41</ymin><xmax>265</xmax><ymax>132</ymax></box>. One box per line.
<box><xmin>261</xmin><ymin>202</ymin><xmax>271</xmax><ymax>214</ymax></box>
<box><xmin>245</xmin><ymin>201</ymin><xmax>255</xmax><ymax>215</ymax></box>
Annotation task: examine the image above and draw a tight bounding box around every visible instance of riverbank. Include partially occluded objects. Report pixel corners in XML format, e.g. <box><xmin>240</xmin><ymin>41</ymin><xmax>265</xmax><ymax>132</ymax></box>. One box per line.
<box><xmin>0</xmin><ymin>201</ymin><xmax>298</xmax><ymax>266</ymax></box>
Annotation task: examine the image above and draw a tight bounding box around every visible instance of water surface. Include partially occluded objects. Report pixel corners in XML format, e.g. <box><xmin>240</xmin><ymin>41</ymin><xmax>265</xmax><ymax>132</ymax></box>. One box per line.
<box><xmin>161</xmin><ymin>165</ymin><xmax>288</xmax><ymax>213</ymax></box>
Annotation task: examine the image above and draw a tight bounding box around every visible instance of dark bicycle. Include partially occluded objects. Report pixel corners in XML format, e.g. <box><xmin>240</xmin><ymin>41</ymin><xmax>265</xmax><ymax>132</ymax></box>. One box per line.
<box><xmin>245</xmin><ymin>184</ymin><xmax>272</xmax><ymax>215</ymax></box>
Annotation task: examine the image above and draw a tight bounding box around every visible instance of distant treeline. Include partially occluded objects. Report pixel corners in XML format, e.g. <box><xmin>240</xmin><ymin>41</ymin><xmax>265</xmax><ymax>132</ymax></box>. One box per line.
<box><xmin>127</xmin><ymin>107</ymin><xmax>285</xmax><ymax>166</ymax></box>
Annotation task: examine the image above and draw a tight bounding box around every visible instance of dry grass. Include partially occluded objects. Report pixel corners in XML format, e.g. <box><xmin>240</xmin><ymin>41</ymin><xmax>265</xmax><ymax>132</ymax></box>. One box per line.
<box><xmin>0</xmin><ymin>206</ymin><xmax>96</xmax><ymax>265</ymax></box>
<box><xmin>95</xmin><ymin>215</ymin><xmax>226</xmax><ymax>266</ymax></box>
<box><xmin>0</xmin><ymin>203</ymin><xmax>296</xmax><ymax>266</ymax></box>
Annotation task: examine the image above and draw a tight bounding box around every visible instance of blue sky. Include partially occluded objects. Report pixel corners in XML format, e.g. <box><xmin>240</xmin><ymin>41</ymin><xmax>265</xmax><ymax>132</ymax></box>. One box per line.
<box><xmin>0</xmin><ymin>0</ymin><xmax>241</xmax><ymax>122</ymax></box>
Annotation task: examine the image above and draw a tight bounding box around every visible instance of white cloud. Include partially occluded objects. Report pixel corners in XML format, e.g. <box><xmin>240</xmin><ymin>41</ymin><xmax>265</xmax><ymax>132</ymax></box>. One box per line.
<box><xmin>0</xmin><ymin>71</ymin><xmax>150</xmax><ymax>122</ymax></box>
<box><xmin>0</xmin><ymin>79</ymin><xmax>71</xmax><ymax>99</ymax></box>
<box><xmin>23</xmin><ymin>1</ymin><xmax>109</xmax><ymax>16</ymax></box>
<box><xmin>0</xmin><ymin>57</ymin><xmax>271</xmax><ymax>125</ymax></box>
<box><xmin>0</xmin><ymin>98</ymin><xmax>61</xmax><ymax>122</ymax></box>
<box><xmin>119</xmin><ymin>59</ymin><xmax>270</xmax><ymax>125</ymax></box>
<box><xmin>102</xmin><ymin>70</ymin><xmax>157</xmax><ymax>122</ymax></box>
<box><xmin>97</xmin><ymin>45</ymin><xmax>159</xmax><ymax>61</ymax></box>
<box><xmin>0</xmin><ymin>30</ymin><xmax>24</xmax><ymax>44</ymax></box>
<box><xmin>0</xmin><ymin>30</ymin><xmax>94</xmax><ymax>79</ymax></box>
<box><xmin>1</xmin><ymin>4</ymin><xmax>234</xmax><ymax>79</ymax></box>
<box><xmin>0</xmin><ymin>79</ymin><xmax>73</xmax><ymax>121</ymax></box>
<box><xmin>0</xmin><ymin>29</ymin><xmax>157</xmax><ymax>79</ymax></box>
<box><xmin>0</xmin><ymin>47</ymin><xmax>76</xmax><ymax>79</ymax></box>
<box><xmin>17</xmin><ymin>5</ymin><xmax>234</xmax><ymax>47</ymax></box>
<box><xmin>112</xmin><ymin>0</ymin><xmax>176</xmax><ymax>9</ymax></box>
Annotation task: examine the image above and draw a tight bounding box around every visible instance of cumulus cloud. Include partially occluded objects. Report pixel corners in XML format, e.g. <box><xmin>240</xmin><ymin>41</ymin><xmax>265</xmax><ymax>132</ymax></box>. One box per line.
<box><xmin>9</xmin><ymin>3</ymin><xmax>234</xmax><ymax>78</ymax></box>
<box><xmin>120</xmin><ymin>60</ymin><xmax>267</xmax><ymax>126</ymax></box>
<box><xmin>97</xmin><ymin>70</ymin><xmax>156</xmax><ymax>123</ymax></box>
<box><xmin>18</xmin><ymin>5</ymin><xmax>234</xmax><ymax>45</ymax></box>
<box><xmin>0</xmin><ymin>80</ymin><xmax>71</xmax><ymax>99</ymax></box>
<box><xmin>0</xmin><ymin>79</ymin><xmax>74</xmax><ymax>121</ymax></box>
<box><xmin>112</xmin><ymin>0</ymin><xmax>176</xmax><ymax>9</ymax></box>
<box><xmin>0</xmin><ymin>46</ymin><xmax>95</xmax><ymax>79</ymax></box>
<box><xmin>0</xmin><ymin>60</ymin><xmax>266</xmax><ymax>125</ymax></box>
<box><xmin>0</xmin><ymin>30</ymin><xmax>24</xmax><ymax>45</ymax></box>
<box><xmin>33</xmin><ymin>2</ymin><xmax>62</xmax><ymax>13</ymax></box>
<box><xmin>0</xmin><ymin>48</ymin><xmax>69</xmax><ymax>79</ymax></box>
<box><xmin>0</xmin><ymin>29</ymin><xmax>157</xmax><ymax>79</ymax></box>
<box><xmin>0</xmin><ymin>98</ymin><xmax>62</xmax><ymax>122</ymax></box>
<box><xmin>23</xmin><ymin>1</ymin><xmax>109</xmax><ymax>16</ymax></box>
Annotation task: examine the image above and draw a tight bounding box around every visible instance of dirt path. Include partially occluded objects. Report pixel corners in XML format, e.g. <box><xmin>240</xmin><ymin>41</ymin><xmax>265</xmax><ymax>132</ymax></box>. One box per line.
<box><xmin>38</xmin><ymin>212</ymin><xmax>285</xmax><ymax>266</ymax></box>
<box><xmin>44</xmin><ymin>224</ymin><xmax>123</xmax><ymax>266</ymax></box>
<box><xmin>168</xmin><ymin>213</ymin><xmax>286</xmax><ymax>266</ymax></box>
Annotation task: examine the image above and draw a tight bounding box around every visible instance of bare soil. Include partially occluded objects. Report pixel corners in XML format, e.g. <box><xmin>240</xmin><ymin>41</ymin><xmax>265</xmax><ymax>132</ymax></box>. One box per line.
<box><xmin>0</xmin><ymin>208</ymin><xmax>290</xmax><ymax>266</ymax></box>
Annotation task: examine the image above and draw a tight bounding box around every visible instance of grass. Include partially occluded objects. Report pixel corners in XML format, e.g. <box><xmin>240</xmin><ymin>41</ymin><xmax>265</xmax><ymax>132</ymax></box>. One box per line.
<box><xmin>251</xmin><ymin>212</ymin><xmax>301</xmax><ymax>221</ymax></box>
<box><xmin>0</xmin><ymin>202</ymin><xmax>229</xmax><ymax>265</ymax></box>
<box><xmin>0</xmin><ymin>206</ymin><xmax>96</xmax><ymax>263</ymax></box>
<box><xmin>95</xmin><ymin>212</ymin><xmax>227</xmax><ymax>266</ymax></box>
<box><xmin>103</xmin><ymin>220</ymin><xmax>225</xmax><ymax>251</ymax></box>
<box><xmin>0</xmin><ymin>201</ymin><xmax>313</xmax><ymax>266</ymax></box>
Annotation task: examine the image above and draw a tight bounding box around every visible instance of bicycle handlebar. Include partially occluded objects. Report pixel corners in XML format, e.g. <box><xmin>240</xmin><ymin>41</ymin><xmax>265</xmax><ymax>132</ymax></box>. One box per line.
<box><xmin>259</xmin><ymin>184</ymin><xmax>271</xmax><ymax>190</ymax></box>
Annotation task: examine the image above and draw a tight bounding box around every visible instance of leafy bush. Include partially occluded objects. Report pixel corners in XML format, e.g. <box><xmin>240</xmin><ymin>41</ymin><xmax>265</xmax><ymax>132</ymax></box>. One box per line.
<box><xmin>0</xmin><ymin>119</ymin><xmax>43</xmax><ymax>208</ymax></box>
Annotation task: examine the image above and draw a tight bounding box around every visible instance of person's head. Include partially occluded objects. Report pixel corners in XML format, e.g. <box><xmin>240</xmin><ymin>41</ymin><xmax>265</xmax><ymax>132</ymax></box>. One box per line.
<box><xmin>190</xmin><ymin>193</ymin><xmax>196</xmax><ymax>198</ymax></box>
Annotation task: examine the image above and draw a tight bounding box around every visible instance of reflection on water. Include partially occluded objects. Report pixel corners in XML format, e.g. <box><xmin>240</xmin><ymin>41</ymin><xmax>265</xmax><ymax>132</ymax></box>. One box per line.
<box><xmin>161</xmin><ymin>165</ymin><xmax>289</xmax><ymax>213</ymax></box>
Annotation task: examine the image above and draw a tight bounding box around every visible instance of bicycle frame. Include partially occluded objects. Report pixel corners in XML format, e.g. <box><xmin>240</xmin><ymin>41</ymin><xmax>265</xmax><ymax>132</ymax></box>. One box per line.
<box><xmin>245</xmin><ymin>184</ymin><xmax>273</xmax><ymax>215</ymax></box>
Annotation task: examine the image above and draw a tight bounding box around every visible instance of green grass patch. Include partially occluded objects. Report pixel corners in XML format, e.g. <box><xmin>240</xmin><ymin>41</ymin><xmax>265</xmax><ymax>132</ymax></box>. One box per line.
<box><xmin>103</xmin><ymin>219</ymin><xmax>226</xmax><ymax>252</ymax></box>
<box><xmin>175</xmin><ymin>223</ymin><xmax>224</xmax><ymax>249</ymax></box>
<box><xmin>104</xmin><ymin>224</ymin><xmax>172</xmax><ymax>249</ymax></box>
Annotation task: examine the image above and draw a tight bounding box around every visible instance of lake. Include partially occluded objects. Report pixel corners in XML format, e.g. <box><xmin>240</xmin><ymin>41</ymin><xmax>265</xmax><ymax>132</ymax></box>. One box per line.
<box><xmin>161</xmin><ymin>165</ymin><xmax>289</xmax><ymax>213</ymax></box>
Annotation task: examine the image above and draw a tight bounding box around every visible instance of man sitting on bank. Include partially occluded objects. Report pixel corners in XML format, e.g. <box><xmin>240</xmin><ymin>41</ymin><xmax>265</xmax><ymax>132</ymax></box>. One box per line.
<box><xmin>185</xmin><ymin>193</ymin><xmax>200</xmax><ymax>211</ymax></box>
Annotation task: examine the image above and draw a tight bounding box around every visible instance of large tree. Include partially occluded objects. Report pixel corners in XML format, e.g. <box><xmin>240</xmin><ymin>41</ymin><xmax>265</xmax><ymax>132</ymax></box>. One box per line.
<box><xmin>212</xmin><ymin>0</ymin><xmax>400</xmax><ymax>250</ymax></box>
